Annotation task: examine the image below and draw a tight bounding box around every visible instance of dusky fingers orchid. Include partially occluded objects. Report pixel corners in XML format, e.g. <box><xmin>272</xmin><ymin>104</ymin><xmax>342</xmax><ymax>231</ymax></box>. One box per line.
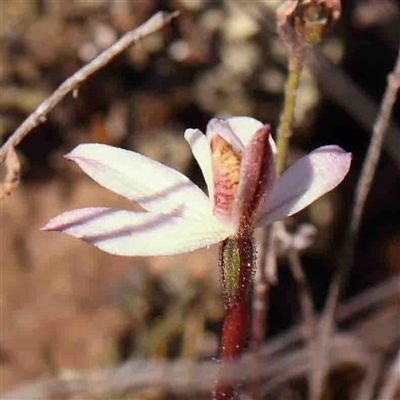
<box><xmin>42</xmin><ymin>117</ymin><xmax>351</xmax><ymax>400</ymax></box>
<box><xmin>42</xmin><ymin>116</ymin><xmax>351</xmax><ymax>255</ymax></box>
<box><xmin>42</xmin><ymin>116</ymin><xmax>351</xmax><ymax>398</ymax></box>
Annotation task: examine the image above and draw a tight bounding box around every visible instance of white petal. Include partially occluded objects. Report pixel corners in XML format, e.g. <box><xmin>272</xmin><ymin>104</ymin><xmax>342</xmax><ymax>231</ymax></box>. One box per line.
<box><xmin>227</xmin><ymin>117</ymin><xmax>277</xmax><ymax>156</ymax></box>
<box><xmin>66</xmin><ymin>144</ymin><xmax>212</xmax><ymax>218</ymax></box>
<box><xmin>42</xmin><ymin>207</ymin><xmax>231</xmax><ymax>256</ymax></box>
<box><xmin>227</xmin><ymin>116</ymin><xmax>263</xmax><ymax>147</ymax></box>
<box><xmin>184</xmin><ymin>128</ymin><xmax>214</xmax><ymax>201</ymax></box>
<box><xmin>269</xmin><ymin>134</ymin><xmax>278</xmax><ymax>158</ymax></box>
<box><xmin>206</xmin><ymin>118</ymin><xmax>244</xmax><ymax>153</ymax></box>
<box><xmin>257</xmin><ymin>145</ymin><xmax>352</xmax><ymax>226</ymax></box>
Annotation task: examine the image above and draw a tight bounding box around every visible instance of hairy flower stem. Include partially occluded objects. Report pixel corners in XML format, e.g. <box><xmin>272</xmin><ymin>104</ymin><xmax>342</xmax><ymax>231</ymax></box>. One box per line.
<box><xmin>215</xmin><ymin>233</ymin><xmax>256</xmax><ymax>400</ymax></box>
<box><xmin>276</xmin><ymin>54</ymin><xmax>304</xmax><ymax>175</ymax></box>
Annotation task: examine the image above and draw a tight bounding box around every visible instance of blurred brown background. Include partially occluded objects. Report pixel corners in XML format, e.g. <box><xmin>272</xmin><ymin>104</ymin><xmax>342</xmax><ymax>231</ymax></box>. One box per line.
<box><xmin>1</xmin><ymin>0</ymin><xmax>399</xmax><ymax>398</ymax></box>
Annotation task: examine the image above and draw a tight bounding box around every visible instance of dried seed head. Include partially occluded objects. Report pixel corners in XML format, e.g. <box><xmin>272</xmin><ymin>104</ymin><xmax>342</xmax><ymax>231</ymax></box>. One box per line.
<box><xmin>277</xmin><ymin>0</ymin><xmax>341</xmax><ymax>53</ymax></box>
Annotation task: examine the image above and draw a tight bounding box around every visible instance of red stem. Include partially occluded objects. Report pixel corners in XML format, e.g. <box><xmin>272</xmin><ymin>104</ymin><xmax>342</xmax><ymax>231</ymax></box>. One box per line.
<box><xmin>215</xmin><ymin>234</ymin><xmax>254</xmax><ymax>399</ymax></box>
<box><xmin>215</xmin><ymin>300</ymin><xmax>249</xmax><ymax>399</ymax></box>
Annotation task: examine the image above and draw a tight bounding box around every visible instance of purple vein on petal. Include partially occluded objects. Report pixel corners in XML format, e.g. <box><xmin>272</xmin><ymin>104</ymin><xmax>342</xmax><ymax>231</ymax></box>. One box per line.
<box><xmin>80</xmin><ymin>209</ymin><xmax>184</xmax><ymax>243</ymax></box>
<box><xmin>65</xmin><ymin>144</ymin><xmax>213</xmax><ymax>217</ymax></box>
<box><xmin>41</xmin><ymin>207</ymin><xmax>114</xmax><ymax>232</ymax></box>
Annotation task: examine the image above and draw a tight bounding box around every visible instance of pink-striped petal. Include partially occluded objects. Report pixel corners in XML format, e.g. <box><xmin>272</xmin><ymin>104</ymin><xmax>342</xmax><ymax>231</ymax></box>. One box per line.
<box><xmin>65</xmin><ymin>144</ymin><xmax>212</xmax><ymax>218</ymax></box>
<box><xmin>256</xmin><ymin>145</ymin><xmax>352</xmax><ymax>226</ymax></box>
<box><xmin>41</xmin><ymin>207</ymin><xmax>231</xmax><ymax>256</ymax></box>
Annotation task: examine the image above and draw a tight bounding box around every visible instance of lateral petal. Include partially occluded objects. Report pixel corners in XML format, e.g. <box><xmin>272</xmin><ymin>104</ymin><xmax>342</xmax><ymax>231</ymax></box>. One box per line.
<box><xmin>257</xmin><ymin>145</ymin><xmax>352</xmax><ymax>226</ymax></box>
<box><xmin>184</xmin><ymin>128</ymin><xmax>214</xmax><ymax>201</ymax></box>
<box><xmin>41</xmin><ymin>207</ymin><xmax>231</xmax><ymax>256</ymax></box>
<box><xmin>65</xmin><ymin>144</ymin><xmax>212</xmax><ymax>217</ymax></box>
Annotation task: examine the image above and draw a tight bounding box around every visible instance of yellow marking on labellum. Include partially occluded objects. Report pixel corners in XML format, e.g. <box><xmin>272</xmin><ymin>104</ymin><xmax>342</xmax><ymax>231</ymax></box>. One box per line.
<box><xmin>210</xmin><ymin>134</ymin><xmax>242</xmax><ymax>222</ymax></box>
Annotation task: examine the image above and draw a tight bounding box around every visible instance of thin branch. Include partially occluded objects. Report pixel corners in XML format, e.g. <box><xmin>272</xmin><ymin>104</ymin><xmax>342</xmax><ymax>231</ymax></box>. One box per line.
<box><xmin>0</xmin><ymin>146</ymin><xmax>21</xmax><ymax>199</ymax></box>
<box><xmin>1</xmin><ymin>334</ymin><xmax>372</xmax><ymax>400</ymax></box>
<box><xmin>288</xmin><ymin>248</ymin><xmax>316</xmax><ymax>341</ymax></box>
<box><xmin>287</xmin><ymin>247</ymin><xmax>321</xmax><ymax>400</ymax></box>
<box><xmin>255</xmin><ymin>275</ymin><xmax>400</xmax><ymax>360</ymax></box>
<box><xmin>348</xmin><ymin>47</ymin><xmax>400</xmax><ymax>243</ymax></box>
<box><xmin>259</xmin><ymin>334</ymin><xmax>371</xmax><ymax>397</ymax></box>
<box><xmin>314</xmin><ymin>47</ymin><xmax>400</xmax><ymax>400</ymax></box>
<box><xmin>251</xmin><ymin>225</ymin><xmax>275</xmax><ymax>352</ymax></box>
<box><xmin>0</xmin><ymin>11</ymin><xmax>179</xmax><ymax>164</ymax></box>
<box><xmin>377</xmin><ymin>348</ymin><xmax>400</xmax><ymax>400</ymax></box>
<box><xmin>354</xmin><ymin>355</ymin><xmax>384</xmax><ymax>400</ymax></box>
<box><xmin>335</xmin><ymin>276</ymin><xmax>400</xmax><ymax>321</ymax></box>
<box><xmin>249</xmin><ymin>225</ymin><xmax>275</xmax><ymax>399</ymax></box>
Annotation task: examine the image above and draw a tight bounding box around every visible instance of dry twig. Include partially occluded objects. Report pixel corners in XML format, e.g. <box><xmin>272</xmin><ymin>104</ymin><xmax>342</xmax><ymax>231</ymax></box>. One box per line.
<box><xmin>287</xmin><ymin>248</ymin><xmax>316</xmax><ymax>341</ymax></box>
<box><xmin>354</xmin><ymin>355</ymin><xmax>384</xmax><ymax>400</ymax></box>
<box><xmin>377</xmin><ymin>348</ymin><xmax>400</xmax><ymax>400</ymax></box>
<box><xmin>314</xmin><ymin>47</ymin><xmax>400</xmax><ymax>400</ymax></box>
<box><xmin>0</xmin><ymin>11</ymin><xmax>179</xmax><ymax>195</ymax></box>
<box><xmin>0</xmin><ymin>147</ymin><xmax>21</xmax><ymax>199</ymax></box>
<box><xmin>1</xmin><ymin>334</ymin><xmax>372</xmax><ymax>400</ymax></box>
<box><xmin>3</xmin><ymin>276</ymin><xmax>398</xmax><ymax>400</ymax></box>
<box><xmin>251</xmin><ymin>225</ymin><xmax>276</xmax><ymax>352</ymax></box>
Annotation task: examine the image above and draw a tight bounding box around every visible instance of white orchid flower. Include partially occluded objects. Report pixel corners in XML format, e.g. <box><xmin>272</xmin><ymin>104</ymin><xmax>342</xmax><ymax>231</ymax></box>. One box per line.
<box><xmin>42</xmin><ymin>117</ymin><xmax>351</xmax><ymax>256</ymax></box>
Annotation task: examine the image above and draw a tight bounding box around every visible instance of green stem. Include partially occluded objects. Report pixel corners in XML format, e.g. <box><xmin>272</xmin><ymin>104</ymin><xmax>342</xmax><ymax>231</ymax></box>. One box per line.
<box><xmin>248</xmin><ymin>54</ymin><xmax>305</xmax><ymax>396</ymax></box>
<box><xmin>250</xmin><ymin>54</ymin><xmax>304</xmax><ymax>356</ymax></box>
<box><xmin>276</xmin><ymin>54</ymin><xmax>303</xmax><ymax>175</ymax></box>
